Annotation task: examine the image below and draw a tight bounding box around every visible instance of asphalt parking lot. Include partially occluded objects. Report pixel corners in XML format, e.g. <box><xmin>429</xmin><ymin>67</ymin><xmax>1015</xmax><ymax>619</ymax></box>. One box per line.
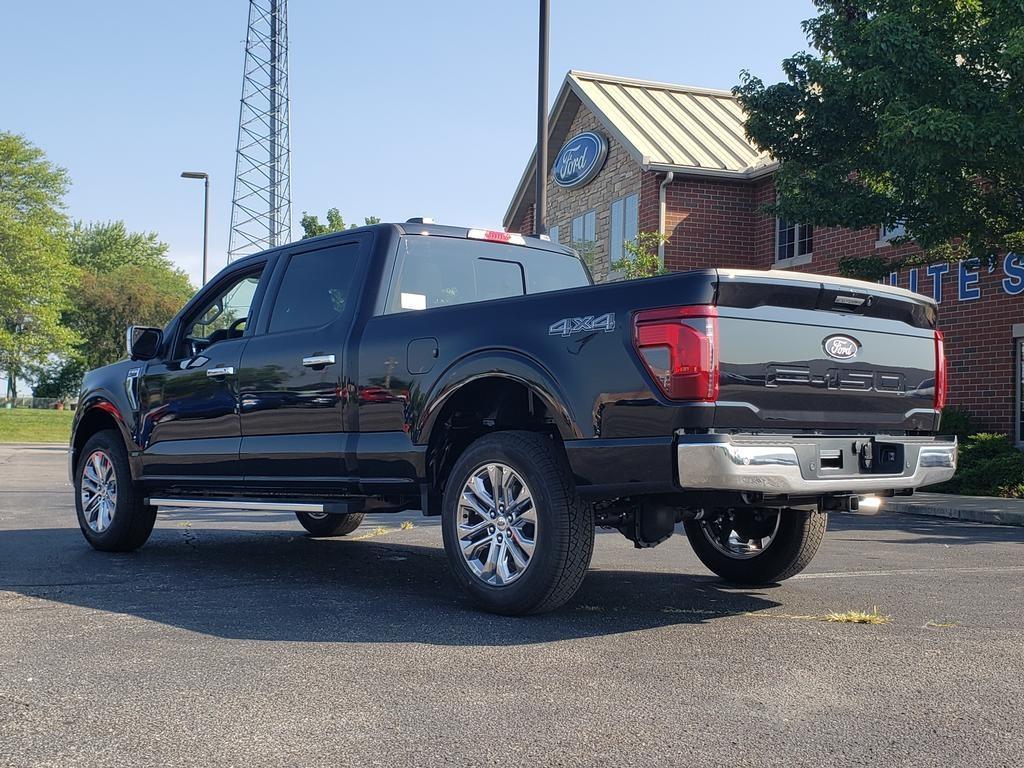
<box><xmin>2</xmin><ymin>444</ymin><xmax>1023</xmax><ymax>768</ymax></box>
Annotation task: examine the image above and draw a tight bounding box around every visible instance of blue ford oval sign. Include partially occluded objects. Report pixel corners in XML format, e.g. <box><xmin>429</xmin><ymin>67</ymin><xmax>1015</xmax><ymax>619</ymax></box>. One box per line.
<box><xmin>552</xmin><ymin>132</ymin><xmax>608</xmax><ymax>189</ymax></box>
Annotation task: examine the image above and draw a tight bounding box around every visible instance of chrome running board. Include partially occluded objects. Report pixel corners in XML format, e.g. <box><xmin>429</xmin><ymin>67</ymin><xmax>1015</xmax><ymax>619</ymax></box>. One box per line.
<box><xmin>146</xmin><ymin>498</ymin><xmax>365</xmax><ymax>514</ymax></box>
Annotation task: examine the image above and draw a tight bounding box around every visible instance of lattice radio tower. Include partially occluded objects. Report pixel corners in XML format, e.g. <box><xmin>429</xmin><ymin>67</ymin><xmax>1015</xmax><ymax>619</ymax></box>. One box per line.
<box><xmin>228</xmin><ymin>0</ymin><xmax>291</xmax><ymax>260</ymax></box>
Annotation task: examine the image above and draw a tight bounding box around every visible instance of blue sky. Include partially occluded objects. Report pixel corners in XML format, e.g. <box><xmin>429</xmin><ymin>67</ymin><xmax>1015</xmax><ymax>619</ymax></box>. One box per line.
<box><xmin>3</xmin><ymin>1</ymin><xmax>813</xmax><ymax>286</ymax></box>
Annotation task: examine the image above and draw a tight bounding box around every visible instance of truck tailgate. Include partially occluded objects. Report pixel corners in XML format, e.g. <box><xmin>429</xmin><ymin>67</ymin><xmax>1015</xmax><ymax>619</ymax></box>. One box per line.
<box><xmin>713</xmin><ymin>269</ymin><xmax>941</xmax><ymax>432</ymax></box>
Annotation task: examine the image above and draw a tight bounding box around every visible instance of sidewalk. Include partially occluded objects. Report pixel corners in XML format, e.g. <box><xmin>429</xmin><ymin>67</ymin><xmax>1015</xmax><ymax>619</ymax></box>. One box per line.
<box><xmin>882</xmin><ymin>492</ymin><xmax>1024</xmax><ymax>526</ymax></box>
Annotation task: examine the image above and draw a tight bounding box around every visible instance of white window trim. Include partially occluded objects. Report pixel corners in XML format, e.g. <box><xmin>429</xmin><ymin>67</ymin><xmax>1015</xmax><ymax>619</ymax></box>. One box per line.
<box><xmin>774</xmin><ymin>219</ymin><xmax>813</xmax><ymax>268</ymax></box>
<box><xmin>876</xmin><ymin>222</ymin><xmax>909</xmax><ymax>249</ymax></box>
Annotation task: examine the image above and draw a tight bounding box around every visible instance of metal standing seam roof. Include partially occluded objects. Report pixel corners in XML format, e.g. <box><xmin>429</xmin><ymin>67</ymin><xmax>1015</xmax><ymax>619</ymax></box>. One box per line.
<box><xmin>503</xmin><ymin>70</ymin><xmax>777</xmax><ymax>229</ymax></box>
<box><xmin>572</xmin><ymin>71</ymin><xmax>771</xmax><ymax>174</ymax></box>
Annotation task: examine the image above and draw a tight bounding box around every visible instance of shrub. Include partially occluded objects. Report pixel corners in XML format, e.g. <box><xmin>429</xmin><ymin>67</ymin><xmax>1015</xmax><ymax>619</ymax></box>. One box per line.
<box><xmin>933</xmin><ymin>433</ymin><xmax>1024</xmax><ymax>498</ymax></box>
<box><xmin>937</xmin><ymin>407</ymin><xmax>977</xmax><ymax>442</ymax></box>
<box><xmin>611</xmin><ymin>232</ymin><xmax>669</xmax><ymax>280</ymax></box>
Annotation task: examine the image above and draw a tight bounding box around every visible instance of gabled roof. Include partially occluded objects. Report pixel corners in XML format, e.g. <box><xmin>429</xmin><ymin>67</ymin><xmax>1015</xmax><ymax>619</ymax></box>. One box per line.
<box><xmin>504</xmin><ymin>70</ymin><xmax>776</xmax><ymax>229</ymax></box>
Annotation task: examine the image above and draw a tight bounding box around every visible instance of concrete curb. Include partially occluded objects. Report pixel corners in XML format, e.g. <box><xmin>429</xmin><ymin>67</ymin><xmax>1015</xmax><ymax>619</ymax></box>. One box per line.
<box><xmin>883</xmin><ymin>497</ymin><xmax>1024</xmax><ymax>527</ymax></box>
<box><xmin>0</xmin><ymin>443</ymin><xmax>68</xmax><ymax>450</ymax></box>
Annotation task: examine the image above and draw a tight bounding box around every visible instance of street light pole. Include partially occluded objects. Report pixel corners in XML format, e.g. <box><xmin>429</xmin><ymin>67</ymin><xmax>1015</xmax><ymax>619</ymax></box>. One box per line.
<box><xmin>180</xmin><ymin>171</ymin><xmax>210</xmax><ymax>285</ymax></box>
<box><xmin>534</xmin><ymin>0</ymin><xmax>550</xmax><ymax>236</ymax></box>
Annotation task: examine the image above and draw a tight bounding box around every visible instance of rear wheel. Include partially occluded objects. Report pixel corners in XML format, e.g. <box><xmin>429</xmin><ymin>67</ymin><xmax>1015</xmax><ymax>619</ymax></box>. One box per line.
<box><xmin>295</xmin><ymin>511</ymin><xmax>364</xmax><ymax>537</ymax></box>
<box><xmin>441</xmin><ymin>431</ymin><xmax>593</xmax><ymax>615</ymax></box>
<box><xmin>683</xmin><ymin>507</ymin><xmax>827</xmax><ymax>584</ymax></box>
<box><xmin>75</xmin><ymin>430</ymin><xmax>157</xmax><ymax>552</ymax></box>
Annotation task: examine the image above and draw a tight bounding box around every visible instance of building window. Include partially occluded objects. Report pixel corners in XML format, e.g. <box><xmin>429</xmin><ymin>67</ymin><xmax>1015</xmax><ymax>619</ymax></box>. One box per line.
<box><xmin>879</xmin><ymin>221</ymin><xmax>908</xmax><ymax>245</ymax></box>
<box><xmin>776</xmin><ymin>219</ymin><xmax>813</xmax><ymax>264</ymax></box>
<box><xmin>609</xmin><ymin>193</ymin><xmax>639</xmax><ymax>263</ymax></box>
<box><xmin>571</xmin><ymin>210</ymin><xmax>596</xmax><ymax>248</ymax></box>
<box><xmin>548</xmin><ymin>224</ymin><xmax>559</xmax><ymax>244</ymax></box>
<box><xmin>1018</xmin><ymin>338</ymin><xmax>1024</xmax><ymax>446</ymax></box>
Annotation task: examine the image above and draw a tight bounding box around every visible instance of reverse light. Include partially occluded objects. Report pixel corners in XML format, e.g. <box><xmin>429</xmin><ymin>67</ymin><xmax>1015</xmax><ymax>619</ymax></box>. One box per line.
<box><xmin>633</xmin><ymin>305</ymin><xmax>719</xmax><ymax>402</ymax></box>
<box><xmin>467</xmin><ymin>228</ymin><xmax>526</xmax><ymax>246</ymax></box>
<box><xmin>934</xmin><ymin>329</ymin><xmax>947</xmax><ymax>410</ymax></box>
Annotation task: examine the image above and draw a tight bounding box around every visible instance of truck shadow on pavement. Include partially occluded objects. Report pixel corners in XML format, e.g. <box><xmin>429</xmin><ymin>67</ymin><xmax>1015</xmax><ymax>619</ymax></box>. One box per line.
<box><xmin>0</xmin><ymin>525</ymin><xmax>782</xmax><ymax>645</ymax></box>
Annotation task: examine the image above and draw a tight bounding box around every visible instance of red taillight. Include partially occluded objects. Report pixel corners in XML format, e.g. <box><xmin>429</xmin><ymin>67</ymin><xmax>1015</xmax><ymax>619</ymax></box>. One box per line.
<box><xmin>934</xmin><ymin>329</ymin><xmax>947</xmax><ymax>410</ymax></box>
<box><xmin>633</xmin><ymin>305</ymin><xmax>719</xmax><ymax>401</ymax></box>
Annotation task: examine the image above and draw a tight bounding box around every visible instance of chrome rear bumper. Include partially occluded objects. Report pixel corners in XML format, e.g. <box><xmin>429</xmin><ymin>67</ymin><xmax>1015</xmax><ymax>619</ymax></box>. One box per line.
<box><xmin>677</xmin><ymin>435</ymin><xmax>957</xmax><ymax>495</ymax></box>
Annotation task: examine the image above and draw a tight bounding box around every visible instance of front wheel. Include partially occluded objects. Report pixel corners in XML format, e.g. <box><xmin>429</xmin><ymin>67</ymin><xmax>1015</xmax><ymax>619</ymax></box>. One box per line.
<box><xmin>441</xmin><ymin>431</ymin><xmax>594</xmax><ymax>615</ymax></box>
<box><xmin>683</xmin><ymin>508</ymin><xmax>827</xmax><ymax>584</ymax></box>
<box><xmin>75</xmin><ymin>430</ymin><xmax>157</xmax><ymax>552</ymax></box>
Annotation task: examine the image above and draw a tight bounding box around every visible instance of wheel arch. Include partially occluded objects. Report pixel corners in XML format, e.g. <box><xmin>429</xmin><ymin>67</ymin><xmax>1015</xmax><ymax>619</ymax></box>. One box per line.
<box><xmin>71</xmin><ymin>395</ymin><xmax>135</xmax><ymax>482</ymax></box>
<box><xmin>416</xmin><ymin>351</ymin><xmax>581</xmax><ymax>510</ymax></box>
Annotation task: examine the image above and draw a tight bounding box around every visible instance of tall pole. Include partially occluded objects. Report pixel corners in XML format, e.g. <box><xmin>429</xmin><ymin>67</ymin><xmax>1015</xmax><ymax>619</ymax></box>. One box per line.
<box><xmin>534</xmin><ymin>0</ymin><xmax>549</xmax><ymax>236</ymax></box>
<box><xmin>181</xmin><ymin>171</ymin><xmax>210</xmax><ymax>284</ymax></box>
<box><xmin>202</xmin><ymin>175</ymin><xmax>210</xmax><ymax>285</ymax></box>
<box><xmin>269</xmin><ymin>0</ymin><xmax>278</xmax><ymax>246</ymax></box>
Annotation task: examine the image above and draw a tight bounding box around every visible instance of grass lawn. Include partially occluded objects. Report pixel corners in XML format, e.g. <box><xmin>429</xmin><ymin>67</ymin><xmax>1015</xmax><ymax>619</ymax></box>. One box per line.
<box><xmin>0</xmin><ymin>409</ymin><xmax>74</xmax><ymax>444</ymax></box>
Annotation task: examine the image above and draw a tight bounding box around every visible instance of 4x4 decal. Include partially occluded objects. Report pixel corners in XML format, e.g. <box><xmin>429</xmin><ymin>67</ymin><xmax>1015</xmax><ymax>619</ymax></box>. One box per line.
<box><xmin>548</xmin><ymin>313</ymin><xmax>616</xmax><ymax>337</ymax></box>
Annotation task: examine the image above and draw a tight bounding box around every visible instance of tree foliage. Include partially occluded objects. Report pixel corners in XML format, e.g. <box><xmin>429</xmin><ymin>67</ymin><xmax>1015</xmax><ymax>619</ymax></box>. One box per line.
<box><xmin>70</xmin><ymin>220</ymin><xmax>173</xmax><ymax>273</ymax></box>
<box><xmin>64</xmin><ymin>223</ymin><xmax>194</xmax><ymax>372</ymax></box>
<box><xmin>0</xmin><ymin>132</ymin><xmax>76</xmax><ymax>399</ymax></box>
<box><xmin>300</xmin><ymin>208</ymin><xmax>380</xmax><ymax>239</ymax></box>
<box><xmin>64</xmin><ymin>263</ymin><xmax>193</xmax><ymax>372</ymax></box>
<box><xmin>735</xmin><ymin>0</ymin><xmax>1024</xmax><ymax>278</ymax></box>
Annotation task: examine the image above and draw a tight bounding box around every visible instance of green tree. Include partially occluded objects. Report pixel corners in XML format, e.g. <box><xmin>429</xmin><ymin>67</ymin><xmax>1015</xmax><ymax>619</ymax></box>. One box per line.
<box><xmin>33</xmin><ymin>357</ymin><xmax>86</xmax><ymax>400</ymax></box>
<box><xmin>64</xmin><ymin>263</ymin><xmax>194</xmax><ymax>372</ymax></box>
<box><xmin>611</xmin><ymin>231</ymin><xmax>669</xmax><ymax>279</ymax></box>
<box><xmin>0</xmin><ymin>133</ymin><xmax>76</xmax><ymax>400</ymax></box>
<box><xmin>734</xmin><ymin>0</ymin><xmax>1024</xmax><ymax>279</ymax></box>
<box><xmin>64</xmin><ymin>224</ymin><xmax>194</xmax><ymax>372</ymax></box>
<box><xmin>300</xmin><ymin>208</ymin><xmax>381</xmax><ymax>239</ymax></box>
<box><xmin>70</xmin><ymin>220</ymin><xmax>171</xmax><ymax>273</ymax></box>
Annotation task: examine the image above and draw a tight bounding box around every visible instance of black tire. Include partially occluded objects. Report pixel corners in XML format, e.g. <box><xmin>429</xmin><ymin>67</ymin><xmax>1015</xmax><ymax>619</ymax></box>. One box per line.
<box><xmin>683</xmin><ymin>508</ymin><xmax>827</xmax><ymax>585</ymax></box>
<box><xmin>441</xmin><ymin>431</ymin><xmax>594</xmax><ymax>616</ymax></box>
<box><xmin>74</xmin><ymin>429</ymin><xmax>157</xmax><ymax>552</ymax></box>
<box><xmin>295</xmin><ymin>511</ymin><xmax>365</xmax><ymax>537</ymax></box>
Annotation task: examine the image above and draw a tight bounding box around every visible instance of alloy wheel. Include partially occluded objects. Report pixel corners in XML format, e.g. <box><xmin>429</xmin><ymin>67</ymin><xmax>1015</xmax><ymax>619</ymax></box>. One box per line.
<box><xmin>81</xmin><ymin>450</ymin><xmax>118</xmax><ymax>533</ymax></box>
<box><xmin>456</xmin><ymin>462</ymin><xmax>537</xmax><ymax>586</ymax></box>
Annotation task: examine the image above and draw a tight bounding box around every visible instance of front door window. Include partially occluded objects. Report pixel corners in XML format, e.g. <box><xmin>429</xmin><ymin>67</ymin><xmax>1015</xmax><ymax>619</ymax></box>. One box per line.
<box><xmin>177</xmin><ymin>272</ymin><xmax>262</xmax><ymax>360</ymax></box>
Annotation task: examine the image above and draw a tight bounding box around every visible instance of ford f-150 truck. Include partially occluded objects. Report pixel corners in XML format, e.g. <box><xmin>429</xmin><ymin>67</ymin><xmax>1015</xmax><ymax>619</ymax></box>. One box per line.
<box><xmin>70</xmin><ymin>222</ymin><xmax>957</xmax><ymax>614</ymax></box>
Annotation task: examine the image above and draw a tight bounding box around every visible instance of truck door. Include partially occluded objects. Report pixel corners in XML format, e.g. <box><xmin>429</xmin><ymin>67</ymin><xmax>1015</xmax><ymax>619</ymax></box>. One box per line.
<box><xmin>237</xmin><ymin>236</ymin><xmax>368</xmax><ymax>493</ymax></box>
<box><xmin>138</xmin><ymin>262</ymin><xmax>268</xmax><ymax>482</ymax></box>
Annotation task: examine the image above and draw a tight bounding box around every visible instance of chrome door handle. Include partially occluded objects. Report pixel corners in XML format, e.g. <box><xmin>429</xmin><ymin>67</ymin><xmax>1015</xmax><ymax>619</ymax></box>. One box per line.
<box><xmin>206</xmin><ymin>366</ymin><xmax>235</xmax><ymax>377</ymax></box>
<box><xmin>302</xmin><ymin>354</ymin><xmax>336</xmax><ymax>367</ymax></box>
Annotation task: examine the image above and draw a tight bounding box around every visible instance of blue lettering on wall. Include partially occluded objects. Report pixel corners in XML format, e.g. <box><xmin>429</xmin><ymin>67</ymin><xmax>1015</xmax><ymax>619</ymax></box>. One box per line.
<box><xmin>958</xmin><ymin>259</ymin><xmax>981</xmax><ymax>301</ymax></box>
<box><xmin>927</xmin><ymin>262</ymin><xmax>949</xmax><ymax>303</ymax></box>
<box><xmin>888</xmin><ymin>272</ymin><xmax>898</xmax><ymax>287</ymax></box>
<box><xmin>908</xmin><ymin>267</ymin><xmax>918</xmax><ymax>293</ymax></box>
<box><xmin>1002</xmin><ymin>252</ymin><xmax>1024</xmax><ymax>296</ymax></box>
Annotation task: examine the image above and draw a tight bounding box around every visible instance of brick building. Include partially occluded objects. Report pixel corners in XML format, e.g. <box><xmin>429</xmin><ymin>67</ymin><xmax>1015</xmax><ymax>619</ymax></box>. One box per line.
<box><xmin>504</xmin><ymin>71</ymin><xmax>1024</xmax><ymax>442</ymax></box>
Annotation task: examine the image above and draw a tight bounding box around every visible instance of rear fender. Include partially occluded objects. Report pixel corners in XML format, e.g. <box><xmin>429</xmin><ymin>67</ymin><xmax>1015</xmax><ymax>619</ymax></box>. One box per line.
<box><xmin>415</xmin><ymin>350</ymin><xmax>581</xmax><ymax>445</ymax></box>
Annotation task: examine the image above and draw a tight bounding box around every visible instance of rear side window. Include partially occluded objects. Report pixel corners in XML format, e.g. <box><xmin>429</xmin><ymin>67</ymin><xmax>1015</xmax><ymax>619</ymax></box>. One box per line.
<box><xmin>384</xmin><ymin>236</ymin><xmax>588</xmax><ymax>314</ymax></box>
<box><xmin>269</xmin><ymin>242</ymin><xmax>358</xmax><ymax>332</ymax></box>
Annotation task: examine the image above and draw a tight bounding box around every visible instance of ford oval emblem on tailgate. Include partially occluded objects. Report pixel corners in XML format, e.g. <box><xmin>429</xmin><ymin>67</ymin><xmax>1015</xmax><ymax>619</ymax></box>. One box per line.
<box><xmin>823</xmin><ymin>334</ymin><xmax>860</xmax><ymax>360</ymax></box>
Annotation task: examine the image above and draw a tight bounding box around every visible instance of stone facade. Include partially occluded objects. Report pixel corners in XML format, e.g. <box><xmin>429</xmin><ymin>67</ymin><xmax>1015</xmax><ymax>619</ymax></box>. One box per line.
<box><xmin>536</xmin><ymin>106</ymin><xmax>641</xmax><ymax>282</ymax></box>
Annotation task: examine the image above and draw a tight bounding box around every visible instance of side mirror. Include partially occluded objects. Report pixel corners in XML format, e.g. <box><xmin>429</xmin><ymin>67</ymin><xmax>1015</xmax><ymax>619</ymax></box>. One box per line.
<box><xmin>126</xmin><ymin>325</ymin><xmax>163</xmax><ymax>360</ymax></box>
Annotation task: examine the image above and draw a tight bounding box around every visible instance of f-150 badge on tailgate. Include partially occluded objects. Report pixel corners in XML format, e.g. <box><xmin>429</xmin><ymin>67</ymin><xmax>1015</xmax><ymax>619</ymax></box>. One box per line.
<box><xmin>823</xmin><ymin>334</ymin><xmax>860</xmax><ymax>360</ymax></box>
<box><xmin>549</xmin><ymin>313</ymin><xmax>615</xmax><ymax>337</ymax></box>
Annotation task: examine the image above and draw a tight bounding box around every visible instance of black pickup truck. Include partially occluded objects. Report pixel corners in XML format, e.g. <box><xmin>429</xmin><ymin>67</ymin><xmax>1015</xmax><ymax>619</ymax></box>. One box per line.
<box><xmin>70</xmin><ymin>222</ymin><xmax>957</xmax><ymax>614</ymax></box>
